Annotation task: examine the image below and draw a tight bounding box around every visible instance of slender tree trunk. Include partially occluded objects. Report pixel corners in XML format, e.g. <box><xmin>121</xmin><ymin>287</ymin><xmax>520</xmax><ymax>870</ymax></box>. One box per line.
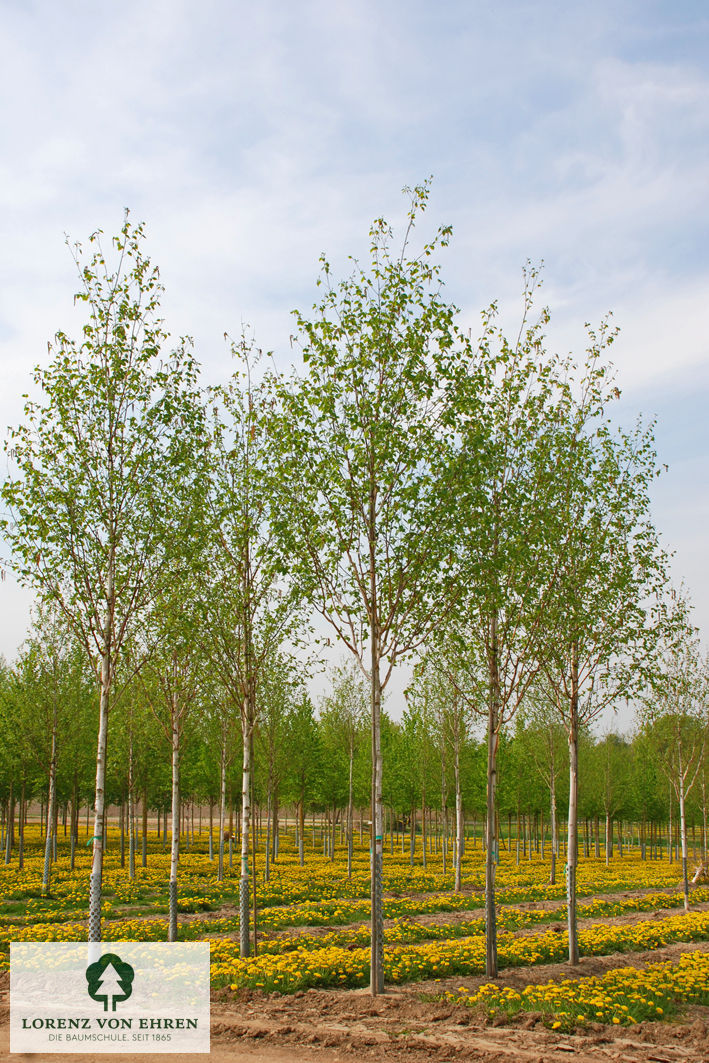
<box><xmin>69</xmin><ymin>776</ymin><xmax>78</xmax><ymax>871</ymax></box>
<box><xmin>142</xmin><ymin>786</ymin><xmax>148</xmax><ymax>867</ymax></box>
<box><xmin>272</xmin><ymin>789</ymin><xmax>279</xmax><ymax>863</ymax></box>
<box><xmin>229</xmin><ymin>793</ymin><xmax>234</xmax><ymax>869</ymax></box>
<box><xmin>239</xmin><ymin>705</ymin><xmax>252</xmax><ymax>958</ymax></box>
<box><xmin>454</xmin><ymin>721</ymin><xmax>463</xmax><ymax>893</ymax></box>
<box><xmin>265</xmin><ymin>786</ymin><xmax>272</xmax><ymax>882</ymax></box>
<box><xmin>668</xmin><ymin>797</ymin><xmax>673</xmax><ymax>864</ymax></box>
<box><xmin>485</xmin><ymin>615</ymin><xmax>500</xmax><ymax>979</ymax></box>
<box><xmin>4</xmin><ymin>780</ymin><xmax>14</xmax><ymax>865</ymax></box>
<box><xmin>19</xmin><ymin>780</ymin><xmax>26</xmax><ymax>870</ymax></box>
<box><xmin>128</xmin><ymin>732</ymin><xmax>136</xmax><ymax>880</ymax></box>
<box><xmin>298</xmin><ymin>798</ymin><xmax>305</xmax><ymax>866</ymax></box>
<box><xmin>218</xmin><ymin>727</ymin><xmax>227</xmax><ymax>882</ymax></box>
<box><xmin>421</xmin><ymin>787</ymin><xmax>427</xmax><ymax>869</ymax></box>
<box><xmin>250</xmin><ymin>732</ymin><xmax>258</xmax><ymax>957</ymax></box>
<box><xmin>370</xmin><ymin>624</ymin><xmax>384</xmax><ymax>996</ymax></box>
<box><xmin>566</xmin><ymin>647</ymin><xmax>580</xmax><ymax>966</ymax></box>
<box><xmin>168</xmin><ymin>708</ymin><xmax>180</xmax><ymax>942</ymax></box>
<box><xmin>679</xmin><ymin>769</ymin><xmax>690</xmax><ymax>912</ymax></box>
<box><xmin>440</xmin><ymin>736</ymin><xmax>448</xmax><ymax>876</ymax></box>
<box><xmin>89</xmin><ymin>607</ymin><xmax>112</xmax><ymax>944</ymax></box>
<box><xmin>347</xmin><ymin>745</ymin><xmax>354</xmax><ymax>879</ymax></box>
<box><xmin>43</xmin><ymin>707</ymin><xmax>58</xmax><ymax>896</ymax></box>
<box><xmin>410</xmin><ymin>807</ymin><xmax>415</xmax><ymax>865</ymax></box>
<box><xmin>552</xmin><ymin>773</ymin><xmax>556</xmax><ymax>888</ymax></box>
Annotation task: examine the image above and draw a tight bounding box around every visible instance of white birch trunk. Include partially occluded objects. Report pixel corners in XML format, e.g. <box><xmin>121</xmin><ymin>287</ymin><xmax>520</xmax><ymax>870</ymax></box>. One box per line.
<box><xmin>679</xmin><ymin>762</ymin><xmax>689</xmax><ymax>912</ymax></box>
<box><xmin>88</xmin><ymin>632</ymin><xmax>111</xmax><ymax>943</ymax></box>
<box><xmin>370</xmin><ymin>636</ymin><xmax>384</xmax><ymax>995</ymax></box>
<box><xmin>239</xmin><ymin>705</ymin><xmax>252</xmax><ymax>958</ymax></box>
<box><xmin>218</xmin><ymin>727</ymin><xmax>227</xmax><ymax>882</ymax></box>
<box><xmin>42</xmin><ymin>717</ymin><xmax>57</xmax><ymax>894</ymax></box>
<box><xmin>168</xmin><ymin>706</ymin><xmax>180</xmax><ymax>942</ymax></box>
<box><xmin>566</xmin><ymin>646</ymin><xmax>580</xmax><ymax>966</ymax></box>
<box><xmin>454</xmin><ymin>723</ymin><xmax>463</xmax><ymax>893</ymax></box>
<box><xmin>347</xmin><ymin>745</ymin><xmax>354</xmax><ymax>879</ymax></box>
<box><xmin>485</xmin><ymin>612</ymin><xmax>500</xmax><ymax>979</ymax></box>
<box><xmin>128</xmin><ymin>730</ymin><xmax>135</xmax><ymax>880</ymax></box>
<box><xmin>702</xmin><ymin>779</ymin><xmax>707</xmax><ymax>863</ymax></box>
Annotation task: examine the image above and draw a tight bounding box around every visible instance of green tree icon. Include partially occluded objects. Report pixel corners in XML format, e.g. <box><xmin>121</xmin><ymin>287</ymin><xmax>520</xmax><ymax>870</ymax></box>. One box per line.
<box><xmin>86</xmin><ymin>953</ymin><xmax>134</xmax><ymax>1011</ymax></box>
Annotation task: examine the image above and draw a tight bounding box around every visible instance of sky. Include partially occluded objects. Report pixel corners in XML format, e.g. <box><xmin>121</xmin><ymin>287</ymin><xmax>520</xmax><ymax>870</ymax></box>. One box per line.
<box><xmin>0</xmin><ymin>0</ymin><xmax>707</xmax><ymax>728</ymax></box>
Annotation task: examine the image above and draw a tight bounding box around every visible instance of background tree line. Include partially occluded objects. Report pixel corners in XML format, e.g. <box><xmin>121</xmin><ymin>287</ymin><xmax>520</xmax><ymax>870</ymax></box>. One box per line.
<box><xmin>0</xmin><ymin>643</ymin><xmax>705</xmax><ymax>879</ymax></box>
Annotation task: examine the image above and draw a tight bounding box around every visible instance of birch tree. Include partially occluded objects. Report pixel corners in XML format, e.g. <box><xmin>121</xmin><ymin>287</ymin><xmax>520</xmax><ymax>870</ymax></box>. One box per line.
<box><xmin>200</xmin><ymin>339</ymin><xmax>299</xmax><ymax>957</ymax></box>
<box><xmin>441</xmin><ymin>269</ymin><xmax>579</xmax><ymax>977</ymax></box>
<box><xmin>409</xmin><ymin>657</ymin><xmax>471</xmax><ymax>889</ymax></box>
<box><xmin>319</xmin><ymin>661</ymin><xmax>368</xmax><ymax>877</ymax></box>
<box><xmin>141</xmin><ymin>630</ymin><xmax>202</xmax><ymax>941</ymax></box>
<box><xmin>400</xmin><ymin>689</ymin><xmax>438</xmax><ymax>868</ymax></box>
<box><xmin>271</xmin><ymin>185</ymin><xmax>465</xmax><ymax>994</ymax></box>
<box><xmin>641</xmin><ymin>596</ymin><xmax>709</xmax><ymax>910</ymax></box>
<box><xmin>257</xmin><ymin>656</ymin><xmax>299</xmax><ymax>879</ymax></box>
<box><xmin>283</xmin><ymin>693</ymin><xmax>321</xmax><ymax>866</ymax></box>
<box><xmin>514</xmin><ymin>694</ymin><xmax>568</xmax><ymax>883</ymax></box>
<box><xmin>539</xmin><ymin>346</ymin><xmax>665</xmax><ymax>963</ymax></box>
<box><xmin>1</xmin><ymin>213</ymin><xmax>202</xmax><ymax>940</ymax></box>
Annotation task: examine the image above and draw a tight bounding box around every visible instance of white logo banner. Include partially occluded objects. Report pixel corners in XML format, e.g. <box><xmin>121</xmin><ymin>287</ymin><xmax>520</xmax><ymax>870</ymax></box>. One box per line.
<box><xmin>10</xmin><ymin>942</ymin><xmax>210</xmax><ymax>1053</ymax></box>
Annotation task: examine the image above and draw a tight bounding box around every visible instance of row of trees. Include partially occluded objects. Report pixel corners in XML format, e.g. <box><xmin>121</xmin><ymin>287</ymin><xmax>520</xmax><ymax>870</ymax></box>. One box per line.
<box><xmin>1</xmin><ymin>643</ymin><xmax>707</xmax><ymax>875</ymax></box>
<box><xmin>1</xmin><ymin>185</ymin><xmax>703</xmax><ymax>990</ymax></box>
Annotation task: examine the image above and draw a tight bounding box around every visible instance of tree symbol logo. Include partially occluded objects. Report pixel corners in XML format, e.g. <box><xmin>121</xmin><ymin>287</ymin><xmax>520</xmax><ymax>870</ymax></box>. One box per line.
<box><xmin>85</xmin><ymin>953</ymin><xmax>135</xmax><ymax>1012</ymax></box>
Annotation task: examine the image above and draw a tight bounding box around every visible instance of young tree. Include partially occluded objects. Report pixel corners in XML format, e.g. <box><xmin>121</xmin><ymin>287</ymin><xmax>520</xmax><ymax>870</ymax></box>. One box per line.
<box><xmin>200</xmin><ymin>339</ymin><xmax>300</xmax><ymax>957</ymax></box>
<box><xmin>9</xmin><ymin>610</ymin><xmax>92</xmax><ymax>888</ymax></box>
<box><xmin>0</xmin><ymin>662</ymin><xmax>38</xmax><ymax>870</ymax></box>
<box><xmin>641</xmin><ymin>595</ymin><xmax>709</xmax><ymax>909</ymax></box>
<box><xmin>440</xmin><ymin>269</ymin><xmax>579</xmax><ymax>977</ymax></box>
<box><xmin>256</xmin><ymin>655</ymin><xmax>299</xmax><ymax>880</ymax></box>
<box><xmin>409</xmin><ymin>656</ymin><xmax>471</xmax><ymax>889</ymax></box>
<box><xmin>588</xmin><ymin>731</ymin><xmax>633</xmax><ymax>864</ymax></box>
<box><xmin>319</xmin><ymin>661</ymin><xmax>368</xmax><ymax>877</ymax></box>
<box><xmin>140</xmin><ymin>614</ymin><xmax>204</xmax><ymax>941</ymax></box>
<box><xmin>539</xmin><ymin>343</ymin><xmax>665</xmax><ymax>963</ymax></box>
<box><xmin>282</xmin><ymin>692</ymin><xmax>321</xmax><ymax>864</ymax></box>
<box><xmin>1</xmin><ymin>213</ymin><xmax>202</xmax><ymax>939</ymax></box>
<box><xmin>400</xmin><ymin>688</ymin><xmax>439</xmax><ymax>868</ymax></box>
<box><xmin>271</xmin><ymin>185</ymin><xmax>465</xmax><ymax>994</ymax></box>
<box><xmin>514</xmin><ymin>692</ymin><xmax>568</xmax><ymax>882</ymax></box>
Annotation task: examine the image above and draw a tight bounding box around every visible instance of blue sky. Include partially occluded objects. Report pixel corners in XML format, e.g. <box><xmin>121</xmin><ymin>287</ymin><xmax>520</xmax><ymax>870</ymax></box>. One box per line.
<box><xmin>0</xmin><ymin>0</ymin><xmax>707</xmax><ymax>720</ymax></box>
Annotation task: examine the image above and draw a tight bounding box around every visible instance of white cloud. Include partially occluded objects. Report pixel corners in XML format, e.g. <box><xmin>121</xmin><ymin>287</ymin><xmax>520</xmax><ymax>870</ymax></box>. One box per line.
<box><xmin>1</xmin><ymin>0</ymin><xmax>708</xmax><ymax>658</ymax></box>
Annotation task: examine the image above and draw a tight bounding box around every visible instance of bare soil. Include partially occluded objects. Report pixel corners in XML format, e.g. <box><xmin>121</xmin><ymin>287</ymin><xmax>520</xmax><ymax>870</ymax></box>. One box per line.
<box><xmin>1</xmin><ymin>943</ymin><xmax>709</xmax><ymax>1062</ymax></box>
<box><xmin>3</xmin><ymin>886</ymin><xmax>708</xmax><ymax>1061</ymax></box>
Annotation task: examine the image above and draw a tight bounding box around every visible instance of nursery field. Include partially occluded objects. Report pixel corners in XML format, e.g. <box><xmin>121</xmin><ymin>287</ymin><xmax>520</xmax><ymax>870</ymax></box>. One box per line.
<box><xmin>0</xmin><ymin>825</ymin><xmax>708</xmax><ymax>1061</ymax></box>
